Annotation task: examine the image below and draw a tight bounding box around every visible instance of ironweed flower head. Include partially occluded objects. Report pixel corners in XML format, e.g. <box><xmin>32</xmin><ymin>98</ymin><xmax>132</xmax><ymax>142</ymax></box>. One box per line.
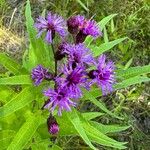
<box><xmin>60</xmin><ymin>64</ymin><xmax>87</xmax><ymax>99</ymax></box>
<box><xmin>88</xmin><ymin>55</ymin><xmax>115</xmax><ymax>95</ymax></box>
<box><xmin>64</xmin><ymin>43</ymin><xmax>94</xmax><ymax>68</ymax></box>
<box><xmin>35</xmin><ymin>12</ymin><xmax>68</xmax><ymax>43</ymax></box>
<box><xmin>76</xmin><ymin>19</ymin><xmax>102</xmax><ymax>43</ymax></box>
<box><xmin>67</xmin><ymin>15</ymin><xmax>84</xmax><ymax>34</ymax></box>
<box><xmin>43</xmin><ymin>87</ymin><xmax>76</xmax><ymax>116</ymax></box>
<box><xmin>31</xmin><ymin>65</ymin><xmax>52</xmax><ymax>86</ymax></box>
<box><xmin>67</xmin><ymin>15</ymin><xmax>101</xmax><ymax>43</ymax></box>
<box><xmin>79</xmin><ymin>19</ymin><xmax>101</xmax><ymax>38</ymax></box>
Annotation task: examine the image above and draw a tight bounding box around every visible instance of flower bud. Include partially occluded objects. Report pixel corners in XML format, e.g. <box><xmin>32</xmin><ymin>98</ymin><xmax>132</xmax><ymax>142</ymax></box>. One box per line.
<box><xmin>47</xmin><ymin>115</ymin><xmax>59</xmax><ymax>135</ymax></box>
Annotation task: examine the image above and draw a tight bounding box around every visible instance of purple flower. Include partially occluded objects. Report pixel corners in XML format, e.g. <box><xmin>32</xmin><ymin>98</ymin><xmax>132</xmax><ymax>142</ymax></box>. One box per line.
<box><xmin>76</xmin><ymin>19</ymin><xmax>102</xmax><ymax>43</ymax></box>
<box><xmin>47</xmin><ymin>115</ymin><xmax>59</xmax><ymax>135</ymax></box>
<box><xmin>67</xmin><ymin>15</ymin><xmax>101</xmax><ymax>43</ymax></box>
<box><xmin>79</xmin><ymin>20</ymin><xmax>101</xmax><ymax>38</ymax></box>
<box><xmin>67</xmin><ymin>15</ymin><xmax>84</xmax><ymax>34</ymax></box>
<box><xmin>88</xmin><ymin>55</ymin><xmax>115</xmax><ymax>95</ymax></box>
<box><xmin>43</xmin><ymin>87</ymin><xmax>76</xmax><ymax>115</ymax></box>
<box><xmin>64</xmin><ymin>43</ymin><xmax>94</xmax><ymax>67</ymax></box>
<box><xmin>60</xmin><ymin>65</ymin><xmax>87</xmax><ymax>99</ymax></box>
<box><xmin>49</xmin><ymin>123</ymin><xmax>59</xmax><ymax>134</ymax></box>
<box><xmin>31</xmin><ymin>65</ymin><xmax>52</xmax><ymax>86</ymax></box>
<box><xmin>35</xmin><ymin>12</ymin><xmax>68</xmax><ymax>43</ymax></box>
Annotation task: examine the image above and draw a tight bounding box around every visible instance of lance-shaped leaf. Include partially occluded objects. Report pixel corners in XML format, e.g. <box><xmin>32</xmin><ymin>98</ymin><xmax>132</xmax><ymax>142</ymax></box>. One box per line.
<box><xmin>0</xmin><ymin>53</ymin><xmax>21</xmax><ymax>74</ymax></box>
<box><xmin>67</xmin><ymin>109</ymin><xmax>96</xmax><ymax>150</ymax></box>
<box><xmin>84</xmin><ymin>123</ymin><xmax>127</xmax><ymax>149</ymax></box>
<box><xmin>0</xmin><ymin>75</ymin><xmax>32</xmax><ymax>85</ymax></box>
<box><xmin>83</xmin><ymin>90</ymin><xmax>122</xmax><ymax>119</ymax></box>
<box><xmin>0</xmin><ymin>87</ymin><xmax>35</xmax><ymax>118</ymax></box>
<box><xmin>76</xmin><ymin>0</ymin><xmax>89</xmax><ymax>11</ymax></box>
<box><xmin>82</xmin><ymin>112</ymin><xmax>104</xmax><ymax>121</ymax></box>
<box><xmin>89</xmin><ymin>37</ymin><xmax>127</xmax><ymax>57</ymax></box>
<box><xmin>90</xmin><ymin>121</ymin><xmax>130</xmax><ymax>134</ymax></box>
<box><xmin>114</xmin><ymin>76</ymin><xmax>150</xmax><ymax>90</ymax></box>
<box><xmin>0</xmin><ymin>86</ymin><xmax>14</xmax><ymax>103</ymax></box>
<box><xmin>0</xmin><ymin>130</ymin><xmax>16</xmax><ymax>150</ymax></box>
<box><xmin>98</xmin><ymin>14</ymin><xmax>117</xmax><ymax>31</ymax></box>
<box><xmin>7</xmin><ymin>114</ymin><xmax>45</xmax><ymax>150</ymax></box>
<box><xmin>116</xmin><ymin>65</ymin><xmax>150</xmax><ymax>79</ymax></box>
<box><xmin>25</xmin><ymin>0</ymin><xmax>54</xmax><ymax>69</ymax></box>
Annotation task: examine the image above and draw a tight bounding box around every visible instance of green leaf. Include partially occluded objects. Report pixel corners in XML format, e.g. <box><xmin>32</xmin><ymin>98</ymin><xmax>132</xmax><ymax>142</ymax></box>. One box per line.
<box><xmin>115</xmin><ymin>76</ymin><xmax>150</xmax><ymax>89</ymax></box>
<box><xmin>103</xmin><ymin>26</ymin><xmax>109</xmax><ymax>42</ymax></box>
<box><xmin>0</xmin><ymin>130</ymin><xmax>16</xmax><ymax>150</ymax></box>
<box><xmin>25</xmin><ymin>0</ymin><xmax>36</xmax><ymax>48</ymax></box>
<box><xmin>124</xmin><ymin>58</ymin><xmax>133</xmax><ymax>70</ymax></box>
<box><xmin>76</xmin><ymin>0</ymin><xmax>89</xmax><ymax>11</ymax></box>
<box><xmin>90</xmin><ymin>121</ymin><xmax>130</xmax><ymax>134</ymax></box>
<box><xmin>89</xmin><ymin>37</ymin><xmax>127</xmax><ymax>57</ymax></box>
<box><xmin>0</xmin><ymin>75</ymin><xmax>32</xmax><ymax>85</ymax></box>
<box><xmin>31</xmin><ymin>139</ymin><xmax>52</xmax><ymax>150</ymax></box>
<box><xmin>98</xmin><ymin>14</ymin><xmax>117</xmax><ymax>31</ymax></box>
<box><xmin>56</xmin><ymin>113</ymin><xmax>77</xmax><ymax>136</ymax></box>
<box><xmin>0</xmin><ymin>53</ymin><xmax>21</xmax><ymax>74</ymax></box>
<box><xmin>0</xmin><ymin>87</ymin><xmax>35</xmax><ymax>118</ymax></box>
<box><xmin>83</xmin><ymin>90</ymin><xmax>123</xmax><ymax>119</ymax></box>
<box><xmin>67</xmin><ymin>109</ymin><xmax>96</xmax><ymax>150</ymax></box>
<box><xmin>116</xmin><ymin>65</ymin><xmax>150</xmax><ymax>79</ymax></box>
<box><xmin>82</xmin><ymin>112</ymin><xmax>104</xmax><ymax>121</ymax></box>
<box><xmin>111</xmin><ymin>19</ymin><xmax>115</xmax><ymax>33</ymax></box>
<box><xmin>0</xmin><ymin>86</ymin><xmax>14</xmax><ymax>103</ymax></box>
<box><xmin>25</xmin><ymin>0</ymin><xmax>54</xmax><ymax>69</ymax></box>
<box><xmin>7</xmin><ymin>114</ymin><xmax>44</xmax><ymax>150</ymax></box>
<box><xmin>83</xmin><ymin>123</ymin><xmax>127</xmax><ymax>149</ymax></box>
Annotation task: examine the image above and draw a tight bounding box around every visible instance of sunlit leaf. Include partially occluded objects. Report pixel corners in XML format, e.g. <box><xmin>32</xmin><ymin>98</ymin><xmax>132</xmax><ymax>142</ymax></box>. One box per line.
<box><xmin>89</xmin><ymin>37</ymin><xmax>127</xmax><ymax>57</ymax></box>
<box><xmin>67</xmin><ymin>109</ymin><xmax>96</xmax><ymax>150</ymax></box>
<box><xmin>76</xmin><ymin>0</ymin><xmax>89</xmax><ymax>11</ymax></box>
<box><xmin>0</xmin><ymin>53</ymin><xmax>21</xmax><ymax>74</ymax></box>
<box><xmin>7</xmin><ymin>114</ymin><xmax>45</xmax><ymax>150</ymax></box>
<box><xmin>84</xmin><ymin>123</ymin><xmax>127</xmax><ymax>149</ymax></box>
<box><xmin>116</xmin><ymin>64</ymin><xmax>150</xmax><ymax>79</ymax></box>
<box><xmin>0</xmin><ymin>87</ymin><xmax>35</xmax><ymax>118</ymax></box>
<box><xmin>90</xmin><ymin>121</ymin><xmax>130</xmax><ymax>134</ymax></box>
<box><xmin>0</xmin><ymin>75</ymin><xmax>32</xmax><ymax>85</ymax></box>
<box><xmin>0</xmin><ymin>130</ymin><xmax>16</xmax><ymax>150</ymax></box>
<box><xmin>115</xmin><ymin>76</ymin><xmax>150</xmax><ymax>89</ymax></box>
<box><xmin>98</xmin><ymin>14</ymin><xmax>117</xmax><ymax>30</ymax></box>
<box><xmin>83</xmin><ymin>90</ymin><xmax>123</xmax><ymax>119</ymax></box>
<box><xmin>82</xmin><ymin>112</ymin><xmax>104</xmax><ymax>121</ymax></box>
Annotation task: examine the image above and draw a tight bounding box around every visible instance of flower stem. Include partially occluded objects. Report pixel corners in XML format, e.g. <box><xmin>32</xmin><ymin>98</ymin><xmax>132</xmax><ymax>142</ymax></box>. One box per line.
<box><xmin>51</xmin><ymin>43</ymin><xmax>57</xmax><ymax>77</ymax></box>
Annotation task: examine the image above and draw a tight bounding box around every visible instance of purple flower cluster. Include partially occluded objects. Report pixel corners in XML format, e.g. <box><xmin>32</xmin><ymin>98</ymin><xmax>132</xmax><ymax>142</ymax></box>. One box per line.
<box><xmin>32</xmin><ymin>12</ymin><xmax>115</xmax><ymax>122</ymax></box>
